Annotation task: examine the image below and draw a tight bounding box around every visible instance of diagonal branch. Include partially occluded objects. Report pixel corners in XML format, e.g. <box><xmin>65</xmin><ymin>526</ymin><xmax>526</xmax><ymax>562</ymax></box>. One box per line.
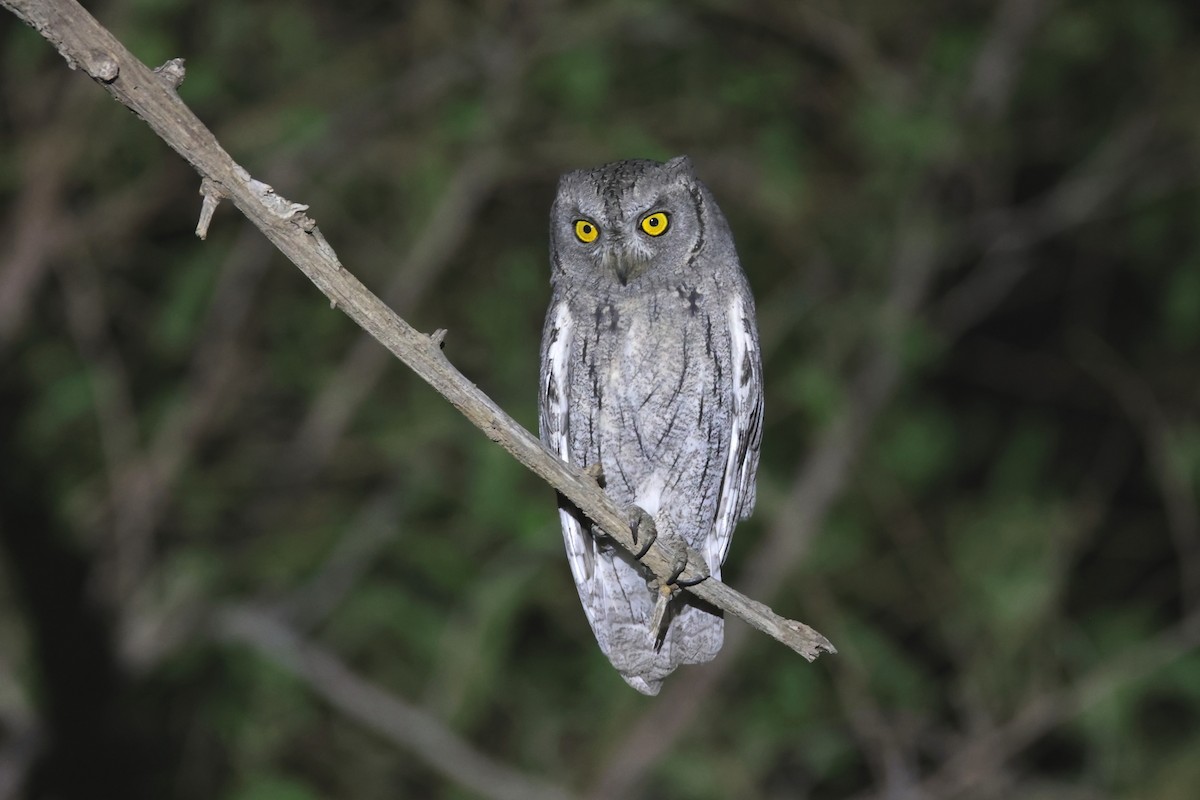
<box><xmin>2</xmin><ymin>0</ymin><xmax>834</xmax><ymax>660</ymax></box>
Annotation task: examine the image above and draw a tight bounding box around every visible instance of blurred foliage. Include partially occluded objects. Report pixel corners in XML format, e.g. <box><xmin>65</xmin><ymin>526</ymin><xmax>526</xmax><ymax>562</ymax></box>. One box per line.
<box><xmin>2</xmin><ymin>1</ymin><xmax>1199</xmax><ymax>799</ymax></box>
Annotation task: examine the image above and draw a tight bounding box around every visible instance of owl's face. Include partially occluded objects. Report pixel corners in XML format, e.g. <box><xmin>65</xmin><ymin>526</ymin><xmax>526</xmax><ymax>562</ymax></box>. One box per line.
<box><xmin>550</xmin><ymin>157</ymin><xmax>703</xmax><ymax>288</ymax></box>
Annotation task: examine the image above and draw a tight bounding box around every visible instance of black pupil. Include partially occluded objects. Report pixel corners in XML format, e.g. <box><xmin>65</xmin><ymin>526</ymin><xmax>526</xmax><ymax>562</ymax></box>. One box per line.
<box><xmin>582</xmin><ymin>224</ymin><xmax>592</xmax><ymax>233</ymax></box>
<box><xmin>648</xmin><ymin>217</ymin><xmax>658</xmax><ymax>227</ymax></box>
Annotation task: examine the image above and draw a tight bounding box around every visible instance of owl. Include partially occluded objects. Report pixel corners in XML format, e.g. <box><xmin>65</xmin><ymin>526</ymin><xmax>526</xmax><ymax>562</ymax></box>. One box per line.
<box><xmin>538</xmin><ymin>156</ymin><xmax>763</xmax><ymax>695</ymax></box>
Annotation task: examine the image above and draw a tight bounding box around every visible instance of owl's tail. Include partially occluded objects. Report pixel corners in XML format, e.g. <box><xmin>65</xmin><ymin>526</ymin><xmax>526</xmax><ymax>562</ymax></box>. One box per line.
<box><xmin>584</xmin><ymin>550</ymin><xmax>725</xmax><ymax>695</ymax></box>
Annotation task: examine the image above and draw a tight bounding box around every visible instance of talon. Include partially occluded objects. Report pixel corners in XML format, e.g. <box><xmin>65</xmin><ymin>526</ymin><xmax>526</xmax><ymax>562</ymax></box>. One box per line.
<box><xmin>674</xmin><ymin>549</ymin><xmax>710</xmax><ymax>587</ymax></box>
<box><xmin>665</xmin><ymin>542</ymin><xmax>688</xmax><ymax>585</ymax></box>
<box><xmin>628</xmin><ymin>506</ymin><xmax>657</xmax><ymax>559</ymax></box>
<box><xmin>643</xmin><ymin>526</ymin><xmax>709</xmax><ymax>647</ymax></box>
<box><xmin>653</xmin><ymin>525</ymin><xmax>690</xmax><ymax>585</ymax></box>
<box><xmin>649</xmin><ymin>582</ymin><xmax>676</xmax><ymax>648</ymax></box>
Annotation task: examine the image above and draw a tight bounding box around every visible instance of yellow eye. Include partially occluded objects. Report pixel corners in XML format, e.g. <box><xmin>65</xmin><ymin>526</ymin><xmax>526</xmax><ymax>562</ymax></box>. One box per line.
<box><xmin>574</xmin><ymin>219</ymin><xmax>599</xmax><ymax>243</ymax></box>
<box><xmin>640</xmin><ymin>211</ymin><xmax>669</xmax><ymax>236</ymax></box>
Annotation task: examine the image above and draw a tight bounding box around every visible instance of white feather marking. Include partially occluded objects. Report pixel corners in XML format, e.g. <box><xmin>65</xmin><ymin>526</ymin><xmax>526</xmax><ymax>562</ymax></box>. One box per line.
<box><xmin>706</xmin><ymin>292</ymin><xmax>764</xmax><ymax>578</ymax></box>
<box><xmin>544</xmin><ymin>302</ymin><xmax>572</xmax><ymax>459</ymax></box>
<box><xmin>540</xmin><ymin>302</ymin><xmax>596</xmax><ymax>586</ymax></box>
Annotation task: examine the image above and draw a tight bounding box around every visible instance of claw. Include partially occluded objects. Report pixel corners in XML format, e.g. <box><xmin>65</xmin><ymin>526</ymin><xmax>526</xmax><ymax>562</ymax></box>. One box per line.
<box><xmin>674</xmin><ymin>561</ymin><xmax>710</xmax><ymax>587</ymax></box>
<box><xmin>628</xmin><ymin>505</ymin><xmax>657</xmax><ymax>559</ymax></box>
<box><xmin>664</xmin><ymin>536</ymin><xmax>688</xmax><ymax>585</ymax></box>
<box><xmin>644</xmin><ymin>525</ymin><xmax>708</xmax><ymax>649</ymax></box>
<box><xmin>649</xmin><ymin>581</ymin><xmax>675</xmax><ymax>649</ymax></box>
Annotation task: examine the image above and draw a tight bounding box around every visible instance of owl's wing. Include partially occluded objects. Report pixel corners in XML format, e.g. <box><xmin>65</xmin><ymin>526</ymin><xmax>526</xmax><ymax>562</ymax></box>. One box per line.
<box><xmin>538</xmin><ymin>299</ymin><xmax>596</xmax><ymax>586</ymax></box>
<box><xmin>706</xmin><ymin>288</ymin><xmax>764</xmax><ymax>574</ymax></box>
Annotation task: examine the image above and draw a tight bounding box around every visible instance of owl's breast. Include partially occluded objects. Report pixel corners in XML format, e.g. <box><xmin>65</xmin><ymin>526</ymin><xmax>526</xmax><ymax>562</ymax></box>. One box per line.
<box><xmin>575</xmin><ymin>288</ymin><xmax>724</xmax><ymax>476</ymax></box>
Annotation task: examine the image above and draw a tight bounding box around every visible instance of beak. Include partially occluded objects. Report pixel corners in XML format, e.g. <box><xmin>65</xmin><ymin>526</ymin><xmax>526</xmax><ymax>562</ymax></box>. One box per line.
<box><xmin>605</xmin><ymin>247</ymin><xmax>646</xmax><ymax>286</ymax></box>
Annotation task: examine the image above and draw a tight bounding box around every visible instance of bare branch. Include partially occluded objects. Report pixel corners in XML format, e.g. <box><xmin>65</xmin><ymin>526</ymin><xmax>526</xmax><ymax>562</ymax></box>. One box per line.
<box><xmin>2</xmin><ymin>0</ymin><xmax>833</xmax><ymax>662</ymax></box>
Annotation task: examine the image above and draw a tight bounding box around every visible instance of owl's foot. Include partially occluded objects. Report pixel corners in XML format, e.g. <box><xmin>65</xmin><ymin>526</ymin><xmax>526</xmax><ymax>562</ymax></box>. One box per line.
<box><xmin>645</xmin><ymin>526</ymin><xmax>704</xmax><ymax>647</ymax></box>
<box><xmin>659</xmin><ymin>527</ymin><xmax>692</xmax><ymax>586</ymax></box>
<box><xmin>628</xmin><ymin>505</ymin><xmax>657</xmax><ymax>559</ymax></box>
<box><xmin>649</xmin><ymin>580</ymin><xmax>677</xmax><ymax>648</ymax></box>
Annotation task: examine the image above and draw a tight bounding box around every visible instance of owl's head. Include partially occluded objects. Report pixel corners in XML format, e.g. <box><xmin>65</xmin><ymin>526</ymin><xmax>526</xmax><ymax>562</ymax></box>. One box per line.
<box><xmin>550</xmin><ymin>156</ymin><xmax>726</xmax><ymax>287</ymax></box>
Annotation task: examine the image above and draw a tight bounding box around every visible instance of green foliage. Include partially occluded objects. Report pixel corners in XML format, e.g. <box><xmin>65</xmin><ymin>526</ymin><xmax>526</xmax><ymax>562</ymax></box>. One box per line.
<box><xmin>2</xmin><ymin>1</ymin><xmax>1199</xmax><ymax>799</ymax></box>
<box><xmin>785</xmin><ymin>362</ymin><xmax>844</xmax><ymax>427</ymax></box>
<box><xmin>533</xmin><ymin>45</ymin><xmax>612</xmax><ymax>122</ymax></box>
<box><xmin>153</xmin><ymin>249</ymin><xmax>222</xmax><ymax>356</ymax></box>
<box><xmin>228</xmin><ymin>775</ymin><xmax>322</xmax><ymax>800</ymax></box>
<box><xmin>876</xmin><ymin>403</ymin><xmax>957</xmax><ymax>492</ymax></box>
<box><xmin>1163</xmin><ymin>259</ymin><xmax>1200</xmax><ymax>349</ymax></box>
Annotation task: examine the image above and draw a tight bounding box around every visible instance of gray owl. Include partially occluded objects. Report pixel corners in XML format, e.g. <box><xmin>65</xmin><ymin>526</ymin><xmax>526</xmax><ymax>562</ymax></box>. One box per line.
<box><xmin>538</xmin><ymin>156</ymin><xmax>763</xmax><ymax>695</ymax></box>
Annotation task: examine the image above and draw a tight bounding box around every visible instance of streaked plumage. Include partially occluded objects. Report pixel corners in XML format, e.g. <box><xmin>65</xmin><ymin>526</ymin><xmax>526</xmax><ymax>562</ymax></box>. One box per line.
<box><xmin>539</xmin><ymin>157</ymin><xmax>763</xmax><ymax>695</ymax></box>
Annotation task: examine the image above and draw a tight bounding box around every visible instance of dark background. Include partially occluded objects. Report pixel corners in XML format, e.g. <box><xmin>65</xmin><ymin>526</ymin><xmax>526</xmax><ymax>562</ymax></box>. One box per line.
<box><xmin>2</xmin><ymin>1</ymin><xmax>1199</xmax><ymax>798</ymax></box>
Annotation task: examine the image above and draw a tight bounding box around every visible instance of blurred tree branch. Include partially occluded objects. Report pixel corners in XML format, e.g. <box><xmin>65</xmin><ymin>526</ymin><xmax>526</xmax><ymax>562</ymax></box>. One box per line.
<box><xmin>0</xmin><ymin>78</ymin><xmax>91</xmax><ymax>344</ymax></box>
<box><xmin>1075</xmin><ymin>334</ymin><xmax>1200</xmax><ymax>610</ymax></box>
<box><xmin>4</xmin><ymin>1</ymin><xmax>1199</xmax><ymax>798</ymax></box>
<box><xmin>280</xmin><ymin>144</ymin><xmax>509</xmax><ymax>488</ymax></box>
<box><xmin>0</xmin><ymin>653</ymin><xmax>38</xmax><ymax>800</ymax></box>
<box><xmin>584</xmin><ymin>0</ymin><xmax>1178</xmax><ymax>791</ymax></box>
<box><xmin>2</xmin><ymin>0</ymin><xmax>832</xmax><ymax>665</ymax></box>
<box><xmin>214</xmin><ymin>605</ymin><xmax>578</xmax><ymax>800</ymax></box>
<box><xmin>850</xmin><ymin>609</ymin><xmax>1200</xmax><ymax>800</ymax></box>
<box><xmin>277</xmin><ymin>38</ymin><xmax>525</xmax><ymax>484</ymax></box>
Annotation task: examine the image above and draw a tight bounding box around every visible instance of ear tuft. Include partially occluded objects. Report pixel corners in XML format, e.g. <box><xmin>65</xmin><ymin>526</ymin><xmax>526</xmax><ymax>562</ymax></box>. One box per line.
<box><xmin>556</xmin><ymin>169</ymin><xmax>580</xmax><ymax>192</ymax></box>
<box><xmin>664</xmin><ymin>155</ymin><xmax>693</xmax><ymax>175</ymax></box>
